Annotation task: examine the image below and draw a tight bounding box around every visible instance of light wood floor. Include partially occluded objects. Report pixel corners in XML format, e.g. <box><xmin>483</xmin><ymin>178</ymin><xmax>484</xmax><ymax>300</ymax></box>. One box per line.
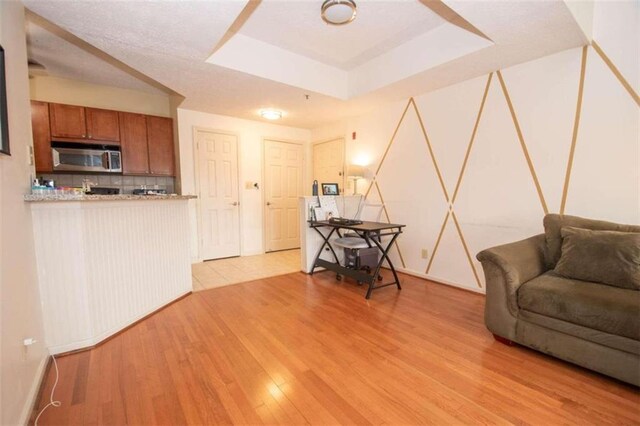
<box><xmin>33</xmin><ymin>271</ymin><xmax>639</xmax><ymax>425</ymax></box>
<box><xmin>192</xmin><ymin>249</ymin><xmax>300</xmax><ymax>291</ymax></box>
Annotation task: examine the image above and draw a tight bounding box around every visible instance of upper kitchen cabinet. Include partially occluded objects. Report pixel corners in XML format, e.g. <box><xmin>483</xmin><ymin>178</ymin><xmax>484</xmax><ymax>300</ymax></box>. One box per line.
<box><xmin>146</xmin><ymin>116</ymin><xmax>175</xmax><ymax>176</ymax></box>
<box><xmin>48</xmin><ymin>103</ymin><xmax>120</xmax><ymax>144</ymax></box>
<box><xmin>31</xmin><ymin>101</ymin><xmax>53</xmax><ymax>173</ymax></box>
<box><xmin>49</xmin><ymin>103</ymin><xmax>86</xmax><ymax>139</ymax></box>
<box><xmin>119</xmin><ymin>112</ymin><xmax>149</xmax><ymax>175</ymax></box>
<box><xmin>86</xmin><ymin>108</ymin><xmax>120</xmax><ymax>143</ymax></box>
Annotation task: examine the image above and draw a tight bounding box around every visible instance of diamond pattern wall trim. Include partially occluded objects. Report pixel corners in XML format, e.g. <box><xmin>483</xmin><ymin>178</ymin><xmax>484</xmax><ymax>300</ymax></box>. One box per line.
<box><xmin>560</xmin><ymin>46</ymin><xmax>589</xmax><ymax>214</ymax></box>
<box><xmin>363</xmin><ymin>41</ymin><xmax>639</xmax><ymax>290</ymax></box>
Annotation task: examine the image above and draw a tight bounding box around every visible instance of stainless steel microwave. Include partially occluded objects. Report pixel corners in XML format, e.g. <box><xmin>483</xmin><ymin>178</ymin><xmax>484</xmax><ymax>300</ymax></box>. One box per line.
<box><xmin>52</xmin><ymin>146</ymin><xmax>122</xmax><ymax>173</ymax></box>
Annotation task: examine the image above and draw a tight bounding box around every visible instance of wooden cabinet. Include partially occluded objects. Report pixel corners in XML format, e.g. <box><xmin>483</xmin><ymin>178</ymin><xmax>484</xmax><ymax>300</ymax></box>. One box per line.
<box><xmin>49</xmin><ymin>103</ymin><xmax>86</xmax><ymax>139</ymax></box>
<box><xmin>48</xmin><ymin>103</ymin><xmax>120</xmax><ymax>144</ymax></box>
<box><xmin>31</xmin><ymin>102</ymin><xmax>175</xmax><ymax>176</ymax></box>
<box><xmin>31</xmin><ymin>101</ymin><xmax>53</xmax><ymax>173</ymax></box>
<box><xmin>146</xmin><ymin>116</ymin><xmax>175</xmax><ymax>176</ymax></box>
<box><xmin>86</xmin><ymin>108</ymin><xmax>120</xmax><ymax>143</ymax></box>
<box><xmin>119</xmin><ymin>112</ymin><xmax>149</xmax><ymax>174</ymax></box>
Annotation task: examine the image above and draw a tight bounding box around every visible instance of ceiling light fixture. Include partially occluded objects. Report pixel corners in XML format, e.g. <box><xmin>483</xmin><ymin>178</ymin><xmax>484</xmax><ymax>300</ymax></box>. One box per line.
<box><xmin>321</xmin><ymin>0</ymin><xmax>357</xmax><ymax>26</ymax></box>
<box><xmin>260</xmin><ymin>109</ymin><xmax>282</xmax><ymax>120</ymax></box>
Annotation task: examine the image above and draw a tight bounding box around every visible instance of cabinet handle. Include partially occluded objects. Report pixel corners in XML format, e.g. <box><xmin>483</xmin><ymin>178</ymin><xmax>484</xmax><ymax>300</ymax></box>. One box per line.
<box><xmin>231</xmin><ymin>201</ymin><xmax>239</xmax><ymax>206</ymax></box>
<box><xmin>266</xmin><ymin>202</ymin><xmax>271</xmax><ymax>206</ymax></box>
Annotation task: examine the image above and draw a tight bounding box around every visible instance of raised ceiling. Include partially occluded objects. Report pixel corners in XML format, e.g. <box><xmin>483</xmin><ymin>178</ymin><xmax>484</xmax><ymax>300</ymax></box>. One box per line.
<box><xmin>23</xmin><ymin>0</ymin><xmax>588</xmax><ymax>129</ymax></box>
<box><xmin>240</xmin><ymin>1</ymin><xmax>446</xmax><ymax>70</ymax></box>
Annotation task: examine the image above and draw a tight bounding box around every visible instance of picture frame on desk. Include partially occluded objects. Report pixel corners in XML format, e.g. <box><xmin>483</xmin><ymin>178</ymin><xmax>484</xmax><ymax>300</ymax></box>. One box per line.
<box><xmin>322</xmin><ymin>183</ymin><xmax>339</xmax><ymax>195</ymax></box>
<box><xmin>0</xmin><ymin>45</ymin><xmax>10</xmax><ymax>156</ymax></box>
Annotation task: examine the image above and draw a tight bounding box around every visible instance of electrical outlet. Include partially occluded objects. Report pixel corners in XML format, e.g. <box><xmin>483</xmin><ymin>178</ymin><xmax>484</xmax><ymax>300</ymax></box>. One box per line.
<box><xmin>421</xmin><ymin>249</ymin><xmax>429</xmax><ymax>259</ymax></box>
<box><xmin>23</xmin><ymin>338</ymin><xmax>37</xmax><ymax>346</ymax></box>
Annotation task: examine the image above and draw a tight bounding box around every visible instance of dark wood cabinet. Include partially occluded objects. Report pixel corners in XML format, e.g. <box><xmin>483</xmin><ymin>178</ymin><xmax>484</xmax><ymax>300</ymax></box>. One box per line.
<box><xmin>49</xmin><ymin>103</ymin><xmax>86</xmax><ymax>139</ymax></box>
<box><xmin>48</xmin><ymin>103</ymin><xmax>120</xmax><ymax>144</ymax></box>
<box><xmin>119</xmin><ymin>112</ymin><xmax>149</xmax><ymax>174</ymax></box>
<box><xmin>146</xmin><ymin>116</ymin><xmax>175</xmax><ymax>176</ymax></box>
<box><xmin>31</xmin><ymin>102</ymin><xmax>175</xmax><ymax>176</ymax></box>
<box><xmin>31</xmin><ymin>101</ymin><xmax>53</xmax><ymax>173</ymax></box>
<box><xmin>86</xmin><ymin>108</ymin><xmax>120</xmax><ymax>143</ymax></box>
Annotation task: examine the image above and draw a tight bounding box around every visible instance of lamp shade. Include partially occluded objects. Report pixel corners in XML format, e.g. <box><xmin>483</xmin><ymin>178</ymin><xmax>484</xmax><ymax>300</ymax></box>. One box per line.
<box><xmin>347</xmin><ymin>164</ymin><xmax>365</xmax><ymax>178</ymax></box>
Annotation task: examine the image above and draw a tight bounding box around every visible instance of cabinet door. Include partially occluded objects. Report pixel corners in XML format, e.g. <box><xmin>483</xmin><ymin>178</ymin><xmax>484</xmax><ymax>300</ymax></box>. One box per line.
<box><xmin>147</xmin><ymin>116</ymin><xmax>175</xmax><ymax>176</ymax></box>
<box><xmin>119</xmin><ymin>112</ymin><xmax>149</xmax><ymax>175</ymax></box>
<box><xmin>31</xmin><ymin>101</ymin><xmax>53</xmax><ymax>173</ymax></box>
<box><xmin>49</xmin><ymin>103</ymin><xmax>86</xmax><ymax>139</ymax></box>
<box><xmin>86</xmin><ymin>107</ymin><xmax>120</xmax><ymax>143</ymax></box>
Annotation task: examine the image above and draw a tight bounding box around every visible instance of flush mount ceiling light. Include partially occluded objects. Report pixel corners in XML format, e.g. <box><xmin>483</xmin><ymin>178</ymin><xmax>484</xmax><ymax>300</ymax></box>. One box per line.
<box><xmin>260</xmin><ymin>109</ymin><xmax>282</xmax><ymax>120</ymax></box>
<box><xmin>321</xmin><ymin>0</ymin><xmax>357</xmax><ymax>26</ymax></box>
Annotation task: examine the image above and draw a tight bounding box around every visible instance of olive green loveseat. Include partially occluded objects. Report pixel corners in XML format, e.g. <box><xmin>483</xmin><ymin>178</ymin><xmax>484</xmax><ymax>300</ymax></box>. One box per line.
<box><xmin>477</xmin><ymin>214</ymin><xmax>640</xmax><ymax>386</ymax></box>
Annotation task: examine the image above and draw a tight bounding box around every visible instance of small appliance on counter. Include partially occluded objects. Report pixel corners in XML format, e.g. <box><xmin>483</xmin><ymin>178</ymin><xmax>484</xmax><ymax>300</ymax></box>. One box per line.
<box><xmin>132</xmin><ymin>188</ymin><xmax>167</xmax><ymax>196</ymax></box>
<box><xmin>86</xmin><ymin>187</ymin><xmax>121</xmax><ymax>195</ymax></box>
<box><xmin>38</xmin><ymin>178</ymin><xmax>55</xmax><ymax>188</ymax></box>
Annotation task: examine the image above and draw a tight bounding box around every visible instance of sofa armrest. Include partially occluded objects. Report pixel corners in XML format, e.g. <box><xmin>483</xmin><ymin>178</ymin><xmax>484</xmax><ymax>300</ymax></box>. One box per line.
<box><xmin>476</xmin><ymin>234</ymin><xmax>547</xmax><ymax>339</ymax></box>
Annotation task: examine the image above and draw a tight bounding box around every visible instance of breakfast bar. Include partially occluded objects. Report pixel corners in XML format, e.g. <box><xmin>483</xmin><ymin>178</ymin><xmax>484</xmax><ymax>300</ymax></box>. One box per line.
<box><xmin>25</xmin><ymin>194</ymin><xmax>196</xmax><ymax>354</ymax></box>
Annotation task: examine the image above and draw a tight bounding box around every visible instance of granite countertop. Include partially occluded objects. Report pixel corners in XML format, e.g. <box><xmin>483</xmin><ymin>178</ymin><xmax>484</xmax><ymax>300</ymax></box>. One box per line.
<box><xmin>24</xmin><ymin>194</ymin><xmax>197</xmax><ymax>202</ymax></box>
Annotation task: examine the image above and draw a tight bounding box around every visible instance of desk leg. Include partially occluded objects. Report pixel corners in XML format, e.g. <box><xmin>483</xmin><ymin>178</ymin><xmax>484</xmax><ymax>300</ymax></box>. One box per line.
<box><xmin>310</xmin><ymin>227</ymin><xmax>339</xmax><ymax>275</ymax></box>
<box><xmin>366</xmin><ymin>232</ymin><xmax>401</xmax><ymax>299</ymax></box>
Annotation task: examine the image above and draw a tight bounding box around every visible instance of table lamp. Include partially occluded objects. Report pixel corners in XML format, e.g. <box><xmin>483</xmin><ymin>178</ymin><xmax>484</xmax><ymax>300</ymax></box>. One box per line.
<box><xmin>347</xmin><ymin>164</ymin><xmax>365</xmax><ymax>195</ymax></box>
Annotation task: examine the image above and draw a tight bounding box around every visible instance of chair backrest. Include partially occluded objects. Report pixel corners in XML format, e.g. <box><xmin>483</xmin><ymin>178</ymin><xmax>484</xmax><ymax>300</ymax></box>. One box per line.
<box><xmin>357</xmin><ymin>203</ymin><xmax>384</xmax><ymax>222</ymax></box>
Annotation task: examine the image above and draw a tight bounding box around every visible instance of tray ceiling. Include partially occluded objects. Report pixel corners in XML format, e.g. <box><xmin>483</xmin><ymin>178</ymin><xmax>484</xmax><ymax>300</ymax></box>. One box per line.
<box><xmin>23</xmin><ymin>0</ymin><xmax>588</xmax><ymax>128</ymax></box>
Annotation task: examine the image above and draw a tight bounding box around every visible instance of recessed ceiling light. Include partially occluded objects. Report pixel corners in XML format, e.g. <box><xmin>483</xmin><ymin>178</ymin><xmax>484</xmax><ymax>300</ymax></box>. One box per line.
<box><xmin>260</xmin><ymin>109</ymin><xmax>282</xmax><ymax>120</ymax></box>
<box><xmin>321</xmin><ymin>0</ymin><xmax>357</xmax><ymax>26</ymax></box>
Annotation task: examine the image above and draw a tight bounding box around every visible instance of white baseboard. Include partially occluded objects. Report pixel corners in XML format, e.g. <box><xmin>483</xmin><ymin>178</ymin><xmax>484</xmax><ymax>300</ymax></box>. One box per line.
<box><xmin>48</xmin><ymin>290</ymin><xmax>190</xmax><ymax>355</ymax></box>
<box><xmin>19</xmin><ymin>353</ymin><xmax>50</xmax><ymax>426</ymax></box>
<box><xmin>392</xmin><ymin>266</ymin><xmax>486</xmax><ymax>295</ymax></box>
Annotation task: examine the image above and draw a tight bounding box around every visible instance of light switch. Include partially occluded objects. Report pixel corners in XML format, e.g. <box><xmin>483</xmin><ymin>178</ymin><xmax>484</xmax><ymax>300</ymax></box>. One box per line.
<box><xmin>27</xmin><ymin>146</ymin><xmax>34</xmax><ymax>165</ymax></box>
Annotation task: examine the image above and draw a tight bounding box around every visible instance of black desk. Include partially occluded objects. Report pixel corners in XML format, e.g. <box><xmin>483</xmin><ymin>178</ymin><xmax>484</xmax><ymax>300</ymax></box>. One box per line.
<box><xmin>308</xmin><ymin>220</ymin><xmax>406</xmax><ymax>299</ymax></box>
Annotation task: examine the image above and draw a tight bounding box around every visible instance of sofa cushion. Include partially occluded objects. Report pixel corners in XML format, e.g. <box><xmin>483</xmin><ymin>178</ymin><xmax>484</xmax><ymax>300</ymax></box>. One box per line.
<box><xmin>554</xmin><ymin>227</ymin><xmax>640</xmax><ymax>290</ymax></box>
<box><xmin>517</xmin><ymin>271</ymin><xmax>640</xmax><ymax>340</ymax></box>
<box><xmin>519</xmin><ymin>310</ymin><xmax>640</xmax><ymax>355</ymax></box>
<box><xmin>543</xmin><ymin>214</ymin><xmax>640</xmax><ymax>269</ymax></box>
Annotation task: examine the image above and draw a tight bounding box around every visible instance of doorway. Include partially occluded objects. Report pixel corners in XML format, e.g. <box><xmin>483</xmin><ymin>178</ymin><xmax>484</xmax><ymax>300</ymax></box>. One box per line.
<box><xmin>313</xmin><ymin>138</ymin><xmax>345</xmax><ymax>194</ymax></box>
<box><xmin>264</xmin><ymin>139</ymin><xmax>304</xmax><ymax>252</ymax></box>
<box><xmin>195</xmin><ymin>129</ymin><xmax>240</xmax><ymax>260</ymax></box>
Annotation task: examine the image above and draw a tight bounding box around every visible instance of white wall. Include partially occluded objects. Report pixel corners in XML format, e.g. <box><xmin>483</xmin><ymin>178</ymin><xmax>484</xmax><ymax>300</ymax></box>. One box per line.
<box><xmin>0</xmin><ymin>1</ymin><xmax>49</xmax><ymax>424</ymax></box>
<box><xmin>177</xmin><ymin>109</ymin><xmax>311</xmax><ymax>260</ymax></box>
<box><xmin>311</xmin><ymin>1</ymin><xmax>639</xmax><ymax>293</ymax></box>
<box><xmin>29</xmin><ymin>75</ymin><xmax>172</xmax><ymax>117</ymax></box>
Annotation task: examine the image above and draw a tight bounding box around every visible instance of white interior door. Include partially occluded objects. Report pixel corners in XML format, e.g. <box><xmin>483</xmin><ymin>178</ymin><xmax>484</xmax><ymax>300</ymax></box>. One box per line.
<box><xmin>313</xmin><ymin>138</ymin><xmax>345</xmax><ymax>193</ymax></box>
<box><xmin>264</xmin><ymin>140</ymin><xmax>303</xmax><ymax>252</ymax></box>
<box><xmin>196</xmin><ymin>130</ymin><xmax>240</xmax><ymax>260</ymax></box>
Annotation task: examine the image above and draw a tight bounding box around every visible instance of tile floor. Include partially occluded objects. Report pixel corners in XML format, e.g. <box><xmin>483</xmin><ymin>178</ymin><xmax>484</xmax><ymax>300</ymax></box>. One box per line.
<box><xmin>191</xmin><ymin>249</ymin><xmax>301</xmax><ymax>291</ymax></box>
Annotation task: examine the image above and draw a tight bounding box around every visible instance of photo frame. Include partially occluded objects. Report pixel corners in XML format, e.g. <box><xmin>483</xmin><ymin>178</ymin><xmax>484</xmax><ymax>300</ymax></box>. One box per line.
<box><xmin>0</xmin><ymin>45</ymin><xmax>9</xmax><ymax>156</ymax></box>
<box><xmin>321</xmin><ymin>183</ymin><xmax>339</xmax><ymax>196</ymax></box>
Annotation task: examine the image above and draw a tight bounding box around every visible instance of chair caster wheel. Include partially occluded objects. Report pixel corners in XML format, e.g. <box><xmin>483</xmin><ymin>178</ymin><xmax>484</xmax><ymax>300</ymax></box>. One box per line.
<box><xmin>336</xmin><ymin>274</ymin><xmax>342</xmax><ymax>281</ymax></box>
<box><xmin>377</xmin><ymin>275</ymin><xmax>383</xmax><ymax>281</ymax></box>
<box><xmin>357</xmin><ymin>281</ymin><xmax>363</xmax><ymax>286</ymax></box>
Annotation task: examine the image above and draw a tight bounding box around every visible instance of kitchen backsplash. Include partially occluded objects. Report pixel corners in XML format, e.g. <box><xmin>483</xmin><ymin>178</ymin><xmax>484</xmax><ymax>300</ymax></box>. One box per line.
<box><xmin>38</xmin><ymin>174</ymin><xmax>176</xmax><ymax>194</ymax></box>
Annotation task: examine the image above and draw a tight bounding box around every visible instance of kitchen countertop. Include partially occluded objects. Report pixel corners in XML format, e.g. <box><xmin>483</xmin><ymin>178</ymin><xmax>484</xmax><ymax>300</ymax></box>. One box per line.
<box><xmin>24</xmin><ymin>193</ymin><xmax>197</xmax><ymax>202</ymax></box>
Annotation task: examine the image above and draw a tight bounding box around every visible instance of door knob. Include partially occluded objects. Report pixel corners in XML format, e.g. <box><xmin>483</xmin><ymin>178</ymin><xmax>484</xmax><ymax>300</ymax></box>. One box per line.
<box><xmin>266</xmin><ymin>202</ymin><xmax>272</xmax><ymax>206</ymax></box>
<box><xmin>231</xmin><ymin>201</ymin><xmax>239</xmax><ymax>206</ymax></box>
